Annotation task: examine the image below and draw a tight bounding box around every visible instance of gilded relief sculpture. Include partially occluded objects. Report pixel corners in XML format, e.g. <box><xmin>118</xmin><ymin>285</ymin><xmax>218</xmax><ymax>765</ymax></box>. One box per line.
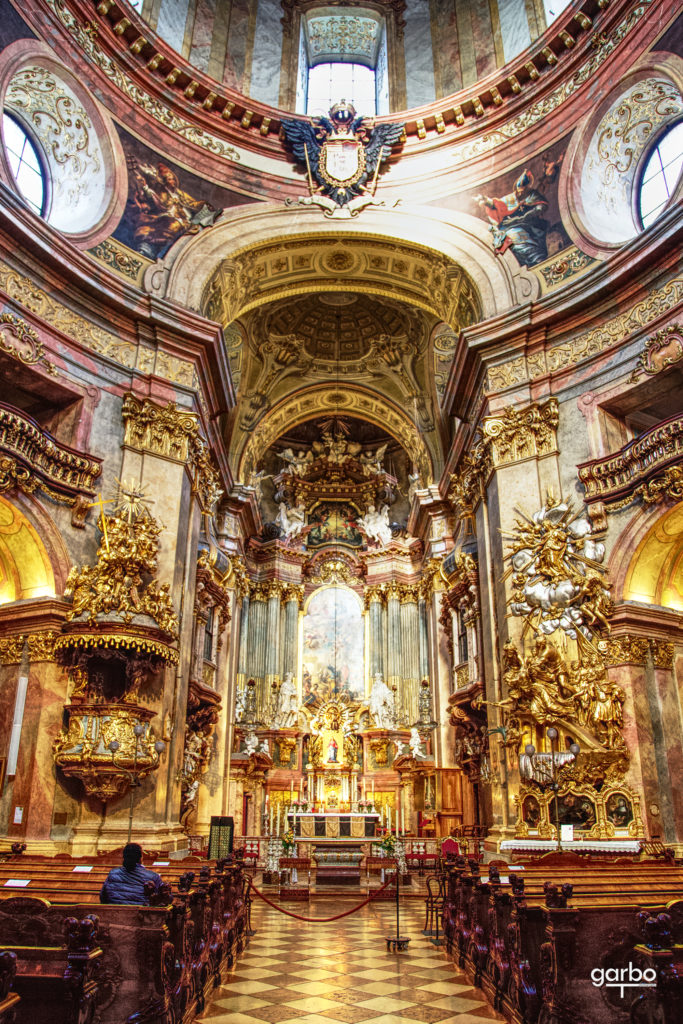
<box><xmin>281</xmin><ymin>101</ymin><xmax>404</xmax><ymax>217</ymax></box>
<box><xmin>497</xmin><ymin>491</ymin><xmax>641</xmax><ymax>842</ymax></box>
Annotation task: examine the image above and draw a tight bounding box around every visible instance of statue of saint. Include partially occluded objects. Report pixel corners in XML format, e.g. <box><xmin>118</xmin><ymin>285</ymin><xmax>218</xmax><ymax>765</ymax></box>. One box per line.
<box><xmin>410</xmin><ymin>727</ymin><xmax>427</xmax><ymax>759</ymax></box>
<box><xmin>369</xmin><ymin>673</ymin><xmax>396</xmax><ymax>729</ymax></box>
<box><xmin>276</xmin><ymin>502</ymin><xmax>306</xmax><ymax>542</ymax></box>
<box><xmin>273</xmin><ymin>672</ymin><xmax>298</xmax><ymax>728</ymax></box>
<box><xmin>358</xmin><ymin>504</ymin><xmax>392</xmax><ymax>546</ymax></box>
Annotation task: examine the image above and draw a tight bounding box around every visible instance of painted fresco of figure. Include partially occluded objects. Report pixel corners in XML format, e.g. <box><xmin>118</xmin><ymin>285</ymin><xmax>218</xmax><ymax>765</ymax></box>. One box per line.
<box><xmin>327</xmin><ymin>737</ymin><xmax>338</xmax><ymax>762</ymax></box>
<box><xmin>129</xmin><ymin>160</ymin><xmax>221</xmax><ymax>258</ymax></box>
<box><xmin>475</xmin><ymin>170</ymin><xmax>549</xmax><ymax>267</ymax></box>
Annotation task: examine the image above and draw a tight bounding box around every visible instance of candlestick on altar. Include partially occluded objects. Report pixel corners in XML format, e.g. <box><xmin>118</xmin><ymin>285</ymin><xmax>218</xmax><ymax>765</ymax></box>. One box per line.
<box><xmin>269</xmin><ymin>805</ymin><xmax>273</xmax><ymax>835</ymax></box>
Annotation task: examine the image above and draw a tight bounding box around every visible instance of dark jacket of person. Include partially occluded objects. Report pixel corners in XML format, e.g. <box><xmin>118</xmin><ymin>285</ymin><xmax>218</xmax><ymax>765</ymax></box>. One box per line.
<box><xmin>100</xmin><ymin>862</ymin><xmax>163</xmax><ymax>904</ymax></box>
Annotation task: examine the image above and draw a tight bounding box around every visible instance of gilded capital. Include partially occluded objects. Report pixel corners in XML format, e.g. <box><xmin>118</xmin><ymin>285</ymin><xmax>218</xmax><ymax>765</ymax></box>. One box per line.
<box><xmin>602</xmin><ymin>635</ymin><xmax>650</xmax><ymax>666</ymax></box>
<box><xmin>0</xmin><ymin>631</ymin><xmax>58</xmax><ymax>664</ymax></box>
<box><xmin>122</xmin><ymin>393</ymin><xmax>198</xmax><ymax>462</ymax></box>
<box><xmin>650</xmin><ymin>640</ymin><xmax>675</xmax><ymax>670</ymax></box>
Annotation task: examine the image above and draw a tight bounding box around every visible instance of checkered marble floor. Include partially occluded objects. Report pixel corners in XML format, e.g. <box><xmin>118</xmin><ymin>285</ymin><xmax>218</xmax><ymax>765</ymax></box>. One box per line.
<box><xmin>200</xmin><ymin>897</ymin><xmax>503</xmax><ymax>1024</ymax></box>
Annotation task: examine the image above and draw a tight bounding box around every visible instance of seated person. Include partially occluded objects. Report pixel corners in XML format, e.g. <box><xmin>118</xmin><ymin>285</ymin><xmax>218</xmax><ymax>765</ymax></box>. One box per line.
<box><xmin>100</xmin><ymin>842</ymin><xmax>163</xmax><ymax>904</ymax></box>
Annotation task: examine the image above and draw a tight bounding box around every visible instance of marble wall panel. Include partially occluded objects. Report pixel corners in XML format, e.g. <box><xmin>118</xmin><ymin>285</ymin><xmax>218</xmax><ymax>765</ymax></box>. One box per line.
<box><xmin>249</xmin><ymin>0</ymin><xmax>283</xmax><ymax>108</ymax></box>
<box><xmin>404</xmin><ymin>0</ymin><xmax>436</xmax><ymax>109</ymax></box>
<box><xmin>224</xmin><ymin>0</ymin><xmax>252</xmax><ymax>91</ymax></box>
<box><xmin>189</xmin><ymin>0</ymin><xmax>217</xmax><ymax>74</ymax></box>
<box><xmin>498</xmin><ymin>0</ymin><xmax>531</xmax><ymax>65</ymax></box>
<box><xmin>432</xmin><ymin>0</ymin><xmax>462</xmax><ymax>97</ymax></box>
<box><xmin>156</xmin><ymin>0</ymin><xmax>191</xmax><ymax>57</ymax></box>
<box><xmin>471</xmin><ymin>0</ymin><xmax>496</xmax><ymax>82</ymax></box>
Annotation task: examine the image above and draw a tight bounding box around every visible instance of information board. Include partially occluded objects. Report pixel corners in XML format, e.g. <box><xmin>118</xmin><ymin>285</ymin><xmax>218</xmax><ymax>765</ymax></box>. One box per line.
<box><xmin>208</xmin><ymin>816</ymin><xmax>234</xmax><ymax>859</ymax></box>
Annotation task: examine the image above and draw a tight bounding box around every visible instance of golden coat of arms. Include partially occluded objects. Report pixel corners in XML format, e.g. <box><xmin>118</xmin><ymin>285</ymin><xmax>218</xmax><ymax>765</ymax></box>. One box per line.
<box><xmin>282</xmin><ymin>100</ymin><xmax>404</xmax><ymax>215</ymax></box>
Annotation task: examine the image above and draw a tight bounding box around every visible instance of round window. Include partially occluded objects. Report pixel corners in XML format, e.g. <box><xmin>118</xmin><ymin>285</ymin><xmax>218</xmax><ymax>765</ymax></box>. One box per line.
<box><xmin>638</xmin><ymin>120</ymin><xmax>683</xmax><ymax>229</ymax></box>
<box><xmin>2</xmin><ymin>111</ymin><xmax>47</xmax><ymax>217</ymax></box>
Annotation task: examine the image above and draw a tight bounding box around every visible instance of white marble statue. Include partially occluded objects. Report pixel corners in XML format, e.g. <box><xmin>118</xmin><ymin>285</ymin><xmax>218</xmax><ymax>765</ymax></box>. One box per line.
<box><xmin>276</xmin><ymin>502</ymin><xmax>306</xmax><ymax>541</ymax></box>
<box><xmin>358</xmin><ymin>503</ymin><xmax>392</xmax><ymax>546</ymax></box>
<box><xmin>369</xmin><ymin>673</ymin><xmax>396</xmax><ymax>729</ymax></box>
<box><xmin>243</xmin><ymin>730</ymin><xmax>258</xmax><ymax>756</ymax></box>
<box><xmin>360</xmin><ymin>443</ymin><xmax>387</xmax><ymax>476</ymax></box>
<box><xmin>410</xmin><ymin>727</ymin><xmax>427</xmax><ymax>759</ymax></box>
<box><xmin>279</xmin><ymin>448</ymin><xmax>313</xmax><ymax>476</ymax></box>
<box><xmin>408</xmin><ymin>471</ymin><xmax>421</xmax><ymax>503</ymax></box>
<box><xmin>234</xmin><ymin>688</ymin><xmax>246</xmax><ymax>722</ymax></box>
<box><xmin>259</xmin><ymin>738</ymin><xmax>270</xmax><ymax>754</ymax></box>
<box><xmin>273</xmin><ymin>672</ymin><xmax>298</xmax><ymax>728</ymax></box>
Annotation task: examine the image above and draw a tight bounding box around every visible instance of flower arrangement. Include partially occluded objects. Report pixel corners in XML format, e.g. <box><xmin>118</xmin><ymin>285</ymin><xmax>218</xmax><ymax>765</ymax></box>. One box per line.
<box><xmin>281</xmin><ymin>829</ymin><xmax>296</xmax><ymax>856</ymax></box>
<box><xmin>379</xmin><ymin>831</ymin><xmax>396</xmax><ymax>856</ymax></box>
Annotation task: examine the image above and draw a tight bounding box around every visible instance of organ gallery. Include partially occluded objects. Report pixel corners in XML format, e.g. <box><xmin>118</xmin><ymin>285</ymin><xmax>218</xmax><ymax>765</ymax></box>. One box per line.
<box><xmin>0</xmin><ymin>0</ymin><xmax>681</xmax><ymax>1019</ymax></box>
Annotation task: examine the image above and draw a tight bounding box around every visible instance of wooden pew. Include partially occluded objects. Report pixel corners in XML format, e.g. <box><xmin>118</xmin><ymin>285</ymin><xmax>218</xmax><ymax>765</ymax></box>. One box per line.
<box><xmin>0</xmin><ymin>952</ymin><xmax>18</xmax><ymax>1024</ymax></box>
<box><xmin>441</xmin><ymin>856</ymin><xmax>683</xmax><ymax>1024</ymax></box>
<box><xmin>0</xmin><ymin>859</ymin><xmax>250</xmax><ymax>1024</ymax></box>
<box><xmin>0</xmin><ymin>912</ymin><xmax>101</xmax><ymax>1024</ymax></box>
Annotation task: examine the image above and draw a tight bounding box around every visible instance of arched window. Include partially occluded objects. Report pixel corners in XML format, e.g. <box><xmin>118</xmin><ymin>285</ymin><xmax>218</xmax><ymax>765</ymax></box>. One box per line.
<box><xmin>638</xmin><ymin>121</ymin><xmax>683</xmax><ymax>230</ymax></box>
<box><xmin>297</xmin><ymin>7</ymin><xmax>388</xmax><ymax>116</ymax></box>
<box><xmin>2</xmin><ymin>112</ymin><xmax>47</xmax><ymax>217</ymax></box>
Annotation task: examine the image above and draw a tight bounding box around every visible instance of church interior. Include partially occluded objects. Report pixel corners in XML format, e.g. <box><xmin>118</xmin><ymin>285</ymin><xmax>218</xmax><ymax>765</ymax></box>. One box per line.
<box><xmin>0</xmin><ymin>0</ymin><xmax>682</xmax><ymax>1021</ymax></box>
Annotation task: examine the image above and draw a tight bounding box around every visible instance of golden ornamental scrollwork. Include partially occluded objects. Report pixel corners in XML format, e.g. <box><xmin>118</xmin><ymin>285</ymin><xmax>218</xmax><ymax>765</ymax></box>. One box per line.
<box><xmin>449</xmin><ymin>399</ymin><xmax>558</xmax><ymax>517</ymax></box>
<box><xmin>0</xmin><ymin>631</ymin><xmax>59</xmax><ymax>664</ymax></box>
<box><xmin>0</xmin><ymin>312</ymin><xmax>57</xmax><ymax>375</ymax></box>
<box><xmin>548</xmin><ymin>275</ymin><xmax>683</xmax><ymax>373</ymax></box>
<box><xmin>482</xmin><ymin>398</ymin><xmax>559</xmax><ymax>467</ymax></box>
<box><xmin>630</xmin><ymin>323</ymin><xmax>683</xmax><ymax>382</ymax></box>
<box><xmin>0</xmin><ymin>405</ymin><xmax>102</xmax><ymax>505</ymax></box>
<box><xmin>0</xmin><ymin>259</ymin><xmax>137</xmax><ymax>368</ymax></box>
<box><xmin>122</xmin><ymin>393</ymin><xmax>198</xmax><ymax>463</ymax></box>
<box><xmin>64</xmin><ymin>483</ymin><xmax>179</xmax><ymax>641</ymax></box>
<box><xmin>305</xmin><ymin>553</ymin><xmax>362</xmax><ymax>588</ymax></box>
<box><xmin>636</xmin><ymin>466</ymin><xmax>683</xmax><ymax>507</ymax></box>
<box><xmin>53</xmin><ymin>702</ymin><xmax>161</xmax><ymax>802</ymax></box>
<box><xmin>602</xmin><ymin>635</ymin><xmax>651</xmax><ymax>667</ymax></box>
<box><xmin>649</xmin><ymin>640</ymin><xmax>675</xmax><ymax>670</ymax></box>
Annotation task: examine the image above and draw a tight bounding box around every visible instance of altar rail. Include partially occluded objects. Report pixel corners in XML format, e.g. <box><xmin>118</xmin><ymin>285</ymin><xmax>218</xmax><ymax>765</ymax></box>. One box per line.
<box><xmin>0</xmin><ymin>851</ymin><xmax>250</xmax><ymax>1024</ymax></box>
<box><xmin>440</xmin><ymin>854</ymin><xmax>683</xmax><ymax>1024</ymax></box>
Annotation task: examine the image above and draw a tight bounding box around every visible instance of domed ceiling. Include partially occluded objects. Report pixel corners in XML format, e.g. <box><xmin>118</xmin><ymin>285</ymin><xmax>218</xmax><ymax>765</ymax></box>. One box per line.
<box><xmin>263</xmin><ymin>292</ymin><xmax>417</xmax><ymax>362</ymax></box>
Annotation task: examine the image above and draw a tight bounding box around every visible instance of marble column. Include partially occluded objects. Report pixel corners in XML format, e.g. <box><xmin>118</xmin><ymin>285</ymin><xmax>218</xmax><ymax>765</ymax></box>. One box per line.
<box><xmin>400</xmin><ymin>595</ymin><xmax>420</xmax><ymax>726</ymax></box>
<box><xmin>246</xmin><ymin>596</ymin><xmax>267</xmax><ymax>718</ymax></box>
<box><xmin>367</xmin><ymin>593</ymin><xmax>385</xmax><ymax>680</ymax></box>
<box><xmin>236</xmin><ymin>593</ymin><xmax>250</xmax><ymax>690</ymax></box>
<box><xmin>264</xmin><ymin>591</ymin><xmax>281</xmax><ymax>713</ymax></box>
<box><xmin>386</xmin><ymin>591</ymin><xmax>401</xmax><ymax>720</ymax></box>
<box><xmin>418</xmin><ymin>597</ymin><xmax>430</xmax><ymax>681</ymax></box>
<box><xmin>281</xmin><ymin>595</ymin><xmax>299</xmax><ymax>680</ymax></box>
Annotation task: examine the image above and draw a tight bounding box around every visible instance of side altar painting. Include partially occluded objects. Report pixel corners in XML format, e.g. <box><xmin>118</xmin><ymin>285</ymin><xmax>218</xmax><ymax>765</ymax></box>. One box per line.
<box><xmin>302</xmin><ymin>586</ymin><xmax>364</xmax><ymax>702</ymax></box>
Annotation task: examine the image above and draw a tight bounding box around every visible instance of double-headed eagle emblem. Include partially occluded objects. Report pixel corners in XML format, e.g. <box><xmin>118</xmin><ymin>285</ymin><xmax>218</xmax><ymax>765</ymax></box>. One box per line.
<box><xmin>281</xmin><ymin>100</ymin><xmax>404</xmax><ymax>217</ymax></box>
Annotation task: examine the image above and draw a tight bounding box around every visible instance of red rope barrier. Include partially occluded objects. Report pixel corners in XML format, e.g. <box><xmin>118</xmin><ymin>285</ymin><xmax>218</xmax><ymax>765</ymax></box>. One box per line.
<box><xmin>248</xmin><ymin>875</ymin><xmax>395</xmax><ymax>922</ymax></box>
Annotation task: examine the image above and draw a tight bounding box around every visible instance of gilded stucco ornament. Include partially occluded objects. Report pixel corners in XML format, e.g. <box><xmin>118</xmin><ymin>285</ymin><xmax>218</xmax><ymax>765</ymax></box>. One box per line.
<box><xmin>0</xmin><ymin>312</ymin><xmax>57</xmax><ymax>375</ymax></box>
<box><xmin>578</xmin><ymin>414</ymin><xmax>683</xmax><ymax>509</ymax></box>
<box><xmin>53</xmin><ymin>702</ymin><xmax>161</xmax><ymax>802</ymax></box>
<box><xmin>63</xmin><ymin>486</ymin><xmax>178</xmax><ymax>639</ymax></box>
<box><xmin>449</xmin><ymin>399</ymin><xmax>558</xmax><ymax>518</ymax></box>
<box><xmin>504</xmin><ymin>492</ymin><xmax>611</xmax><ymax>641</ymax></box>
<box><xmin>0</xmin><ymin>404</ymin><xmax>102</xmax><ymax>506</ymax></box>
<box><xmin>282</xmin><ymin>101</ymin><xmax>404</xmax><ymax>217</ymax></box>
<box><xmin>629</xmin><ymin>323</ymin><xmax>683</xmax><ymax>382</ymax></box>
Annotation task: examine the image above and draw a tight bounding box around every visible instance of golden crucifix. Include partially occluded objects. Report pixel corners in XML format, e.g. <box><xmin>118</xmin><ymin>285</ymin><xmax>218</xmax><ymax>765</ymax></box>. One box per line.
<box><xmin>85</xmin><ymin>493</ymin><xmax>114</xmax><ymax>550</ymax></box>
